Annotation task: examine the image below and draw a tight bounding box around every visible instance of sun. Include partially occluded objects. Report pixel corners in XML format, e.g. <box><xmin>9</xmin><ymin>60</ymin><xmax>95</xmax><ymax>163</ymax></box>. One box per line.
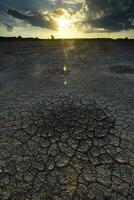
<box><xmin>56</xmin><ymin>16</ymin><xmax>75</xmax><ymax>38</ymax></box>
<box><xmin>57</xmin><ymin>17</ymin><xmax>70</xmax><ymax>30</ymax></box>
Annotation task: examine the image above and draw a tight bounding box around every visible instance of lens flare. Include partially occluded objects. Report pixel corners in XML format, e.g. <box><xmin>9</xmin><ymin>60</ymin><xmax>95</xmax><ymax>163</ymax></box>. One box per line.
<box><xmin>64</xmin><ymin>80</ymin><xmax>68</xmax><ymax>85</ymax></box>
<box><xmin>63</xmin><ymin>64</ymin><xmax>67</xmax><ymax>72</ymax></box>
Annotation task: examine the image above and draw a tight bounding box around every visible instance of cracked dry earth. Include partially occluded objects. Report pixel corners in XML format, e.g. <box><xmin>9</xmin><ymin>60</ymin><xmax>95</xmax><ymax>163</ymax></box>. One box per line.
<box><xmin>0</xmin><ymin>94</ymin><xmax>134</xmax><ymax>200</ymax></box>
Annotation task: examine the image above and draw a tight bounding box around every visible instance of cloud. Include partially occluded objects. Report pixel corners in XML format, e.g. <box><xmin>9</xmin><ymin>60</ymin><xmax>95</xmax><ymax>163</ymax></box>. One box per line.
<box><xmin>82</xmin><ymin>0</ymin><xmax>134</xmax><ymax>32</ymax></box>
<box><xmin>63</xmin><ymin>0</ymin><xmax>83</xmax><ymax>10</ymax></box>
<box><xmin>1</xmin><ymin>0</ymin><xmax>134</xmax><ymax>34</ymax></box>
<box><xmin>7</xmin><ymin>8</ymin><xmax>57</xmax><ymax>30</ymax></box>
<box><xmin>3</xmin><ymin>22</ymin><xmax>14</xmax><ymax>32</ymax></box>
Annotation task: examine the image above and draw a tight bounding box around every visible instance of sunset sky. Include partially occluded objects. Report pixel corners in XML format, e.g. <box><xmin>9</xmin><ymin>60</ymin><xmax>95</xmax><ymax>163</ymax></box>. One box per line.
<box><xmin>0</xmin><ymin>0</ymin><xmax>134</xmax><ymax>39</ymax></box>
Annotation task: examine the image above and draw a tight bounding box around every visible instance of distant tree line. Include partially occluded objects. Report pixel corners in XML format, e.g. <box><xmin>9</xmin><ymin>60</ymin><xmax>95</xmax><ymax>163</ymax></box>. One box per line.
<box><xmin>0</xmin><ymin>36</ymin><xmax>133</xmax><ymax>41</ymax></box>
<box><xmin>0</xmin><ymin>35</ymin><xmax>56</xmax><ymax>41</ymax></box>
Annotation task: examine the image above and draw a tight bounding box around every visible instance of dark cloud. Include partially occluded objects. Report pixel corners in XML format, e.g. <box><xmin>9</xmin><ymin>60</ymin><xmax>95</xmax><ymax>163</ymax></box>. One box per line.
<box><xmin>0</xmin><ymin>0</ymin><xmax>134</xmax><ymax>35</ymax></box>
<box><xmin>3</xmin><ymin>22</ymin><xmax>14</xmax><ymax>32</ymax></box>
<box><xmin>84</xmin><ymin>0</ymin><xmax>134</xmax><ymax>32</ymax></box>
<box><xmin>7</xmin><ymin>8</ymin><xmax>57</xmax><ymax>29</ymax></box>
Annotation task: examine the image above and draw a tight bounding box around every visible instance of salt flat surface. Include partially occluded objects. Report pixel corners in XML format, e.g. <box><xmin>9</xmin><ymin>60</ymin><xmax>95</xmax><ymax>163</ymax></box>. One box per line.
<box><xmin>0</xmin><ymin>40</ymin><xmax>134</xmax><ymax>199</ymax></box>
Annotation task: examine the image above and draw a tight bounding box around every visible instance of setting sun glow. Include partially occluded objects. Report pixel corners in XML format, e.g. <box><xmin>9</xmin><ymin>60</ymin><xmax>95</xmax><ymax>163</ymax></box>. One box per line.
<box><xmin>56</xmin><ymin>17</ymin><xmax>74</xmax><ymax>38</ymax></box>
<box><xmin>57</xmin><ymin>17</ymin><xmax>70</xmax><ymax>30</ymax></box>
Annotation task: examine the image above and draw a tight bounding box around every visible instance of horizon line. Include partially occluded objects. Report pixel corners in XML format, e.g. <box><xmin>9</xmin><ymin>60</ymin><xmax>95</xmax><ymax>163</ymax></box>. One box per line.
<box><xmin>0</xmin><ymin>36</ymin><xmax>134</xmax><ymax>41</ymax></box>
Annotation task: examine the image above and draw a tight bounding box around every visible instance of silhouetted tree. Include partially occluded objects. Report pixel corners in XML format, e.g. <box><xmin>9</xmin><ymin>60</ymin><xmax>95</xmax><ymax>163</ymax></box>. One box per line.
<box><xmin>51</xmin><ymin>35</ymin><xmax>55</xmax><ymax>40</ymax></box>
<box><xmin>18</xmin><ymin>36</ymin><xmax>22</xmax><ymax>40</ymax></box>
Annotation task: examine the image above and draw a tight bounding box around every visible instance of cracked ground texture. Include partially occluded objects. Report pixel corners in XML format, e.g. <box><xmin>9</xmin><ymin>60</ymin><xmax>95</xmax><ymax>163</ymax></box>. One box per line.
<box><xmin>0</xmin><ymin>40</ymin><xmax>134</xmax><ymax>199</ymax></box>
<box><xmin>0</xmin><ymin>94</ymin><xmax>134</xmax><ymax>200</ymax></box>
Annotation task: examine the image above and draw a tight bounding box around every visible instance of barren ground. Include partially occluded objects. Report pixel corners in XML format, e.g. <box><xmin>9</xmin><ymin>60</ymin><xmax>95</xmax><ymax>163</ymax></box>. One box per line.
<box><xmin>0</xmin><ymin>40</ymin><xmax>134</xmax><ymax>200</ymax></box>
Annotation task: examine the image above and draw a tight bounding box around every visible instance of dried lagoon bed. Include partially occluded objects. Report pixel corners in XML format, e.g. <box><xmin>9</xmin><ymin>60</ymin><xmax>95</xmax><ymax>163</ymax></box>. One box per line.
<box><xmin>0</xmin><ymin>40</ymin><xmax>134</xmax><ymax>200</ymax></box>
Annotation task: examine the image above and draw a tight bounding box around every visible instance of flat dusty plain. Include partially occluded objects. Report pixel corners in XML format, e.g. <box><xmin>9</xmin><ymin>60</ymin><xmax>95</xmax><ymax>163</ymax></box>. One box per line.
<box><xmin>0</xmin><ymin>40</ymin><xmax>134</xmax><ymax>200</ymax></box>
